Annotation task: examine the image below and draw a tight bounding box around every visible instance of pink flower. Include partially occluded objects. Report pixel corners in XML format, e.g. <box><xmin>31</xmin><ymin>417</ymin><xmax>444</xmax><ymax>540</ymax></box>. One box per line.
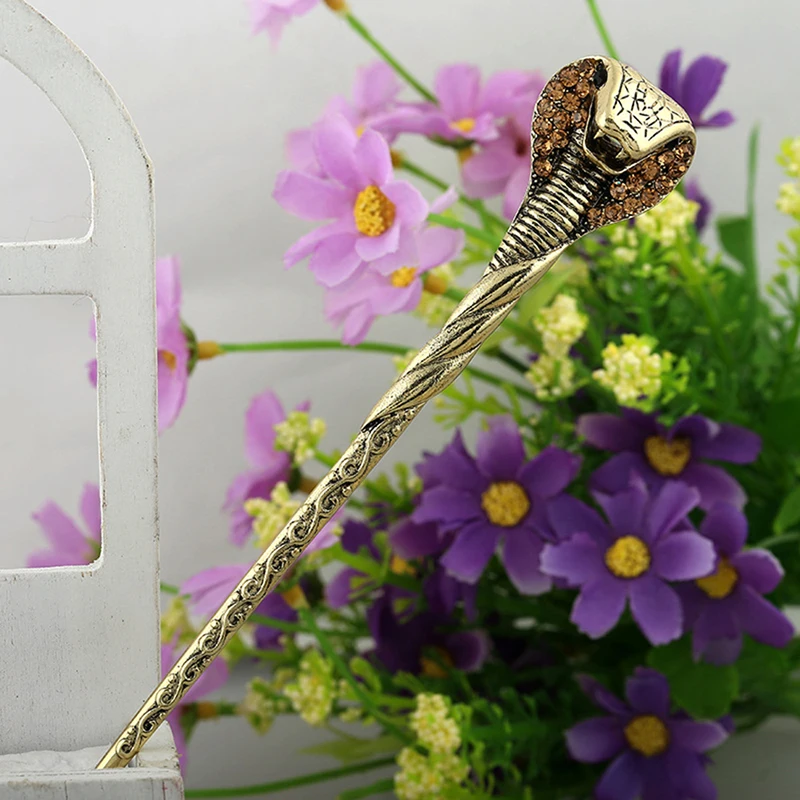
<box><xmin>274</xmin><ymin>115</ymin><xmax>428</xmax><ymax>287</ymax></box>
<box><xmin>225</xmin><ymin>390</ymin><xmax>307</xmax><ymax>545</ymax></box>
<box><xmin>88</xmin><ymin>256</ymin><xmax>189</xmax><ymax>434</ymax></box>
<box><xmin>249</xmin><ymin>0</ymin><xmax>319</xmax><ymax>46</ymax></box>
<box><xmin>28</xmin><ymin>483</ymin><xmax>100</xmax><ymax>567</ymax></box>
<box><xmin>387</xmin><ymin>65</ymin><xmax>539</xmax><ymax>143</ymax></box>
<box><xmin>162</xmin><ymin>640</ymin><xmax>228</xmax><ymax>771</ymax></box>
<box><xmin>325</xmin><ymin>221</ymin><xmax>464</xmax><ymax>344</ymax></box>
<box><xmin>461</xmin><ymin>77</ymin><xmax>545</xmax><ymax>219</ymax></box>
<box><xmin>285</xmin><ymin>62</ymin><xmax>403</xmax><ymax>175</ymax></box>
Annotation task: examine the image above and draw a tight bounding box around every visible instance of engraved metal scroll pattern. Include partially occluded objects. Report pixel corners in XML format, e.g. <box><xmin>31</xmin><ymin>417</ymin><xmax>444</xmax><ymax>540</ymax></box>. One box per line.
<box><xmin>614</xmin><ymin>64</ymin><xmax>688</xmax><ymax>141</ymax></box>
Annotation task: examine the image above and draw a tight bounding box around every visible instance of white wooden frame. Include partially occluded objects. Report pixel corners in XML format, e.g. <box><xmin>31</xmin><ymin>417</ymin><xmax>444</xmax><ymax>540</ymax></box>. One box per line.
<box><xmin>0</xmin><ymin>0</ymin><xmax>165</xmax><ymax>768</ymax></box>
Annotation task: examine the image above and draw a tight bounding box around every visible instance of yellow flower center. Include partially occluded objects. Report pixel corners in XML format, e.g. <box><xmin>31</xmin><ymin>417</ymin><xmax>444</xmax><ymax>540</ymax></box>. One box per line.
<box><xmin>624</xmin><ymin>715</ymin><xmax>670</xmax><ymax>757</ymax></box>
<box><xmin>354</xmin><ymin>123</ymin><xmax>365</xmax><ymax>137</ymax></box>
<box><xmin>481</xmin><ymin>481</ymin><xmax>530</xmax><ymax>528</ymax></box>
<box><xmin>353</xmin><ymin>185</ymin><xmax>396</xmax><ymax>237</ymax></box>
<box><xmin>696</xmin><ymin>557</ymin><xmax>738</xmax><ymax>599</ymax></box>
<box><xmin>420</xmin><ymin>646</ymin><xmax>454</xmax><ymax>679</ymax></box>
<box><xmin>644</xmin><ymin>435</ymin><xmax>692</xmax><ymax>477</ymax></box>
<box><xmin>605</xmin><ymin>536</ymin><xmax>651</xmax><ymax>579</ymax></box>
<box><xmin>280</xmin><ymin>584</ymin><xmax>309</xmax><ymax>609</ymax></box>
<box><xmin>390</xmin><ymin>554</ymin><xmax>416</xmax><ymax>576</ymax></box>
<box><xmin>451</xmin><ymin>117</ymin><xmax>476</xmax><ymax>134</ymax></box>
<box><xmin>161</xmin><ymin>350</ymin><xmax>177</xmax><ymax>371</ymax></box>
<box><xmin>391</xmin><ymin>266</ymin><xmax>418</xmax><ymax>288</ymax></box>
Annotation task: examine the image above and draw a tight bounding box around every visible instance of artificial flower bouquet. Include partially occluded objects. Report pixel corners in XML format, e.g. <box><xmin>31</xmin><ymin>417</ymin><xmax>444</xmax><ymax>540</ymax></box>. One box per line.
<box><xmin>27</xmin><ymin>1</ymin><xmax>800</xmax><ymax>798</ymax></box>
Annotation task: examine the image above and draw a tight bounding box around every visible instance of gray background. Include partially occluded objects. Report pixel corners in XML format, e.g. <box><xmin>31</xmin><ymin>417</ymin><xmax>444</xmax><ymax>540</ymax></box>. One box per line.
<box><xmin>1</xmin><ymin>0</ymin><xmax>799</xmax><ymax>796</ymax></box>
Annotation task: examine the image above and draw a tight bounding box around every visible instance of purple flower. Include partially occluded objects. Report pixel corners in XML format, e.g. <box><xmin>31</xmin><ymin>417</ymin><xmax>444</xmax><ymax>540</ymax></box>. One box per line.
<box><xmin>323</xmin><ymin>221</ymin><xmax>464</xmax><ymax>344</ymax></box>
<box><xmin>274</xmin><ymin>115</ymin><xmax>428</xmax><ymax>287</ymax></box>
<box><xmin>181</xmin><ymin>564</ymin><xmax>298</xmax><ymax>651</ymax></box>
<box><xmin>325</xmin><ymin>520</ymin><xmax>378</xmax><ymax>608</ymax></box>
<box><xmin>677</xmin><ymin>503</ymin><xmax>793</xmax><ymax>664</ymax></box>
<box><xmin>659</xmin><ymin>50</ymin><xmax>734</xmax><ymax>128</ymax></box>
<box><xmin>225</xmin><ymin>390</ymin><xmax>304</xmax><ymax>545</ymax></box>
<box><xmin>461</xmin><ymin>79</ymin><xmax>544</xmax><ymax>219</ymax></box>
<box><xmin>685</xmin><ymin>179</ymin><xmax>712</xmax><ymax>233</ymax></box>
<box><xmin>413</xmin><ymin>417</ymin><xmax>580</xmax><ymax>594</ymax></box>
<box><xmin>162</xmin><ymin>640</ymin><xmax>229</xmax><ymax>771</ymax></box>
<box><xmin>567</xmin><ymin>668</ymin><xmax>728</xmax><ymax>800</ymax></box>
<box><xmin>88</xmin><ymin>256</ymin><xmax>189</xmax><ymax>434</ymax></box>
<box><xmin>393</xmin><ymin>65</ymin><xmax>539</xmax><ymax>143</ymax></box>
<box><xmin>578</xmin><ymin>409</ymin><xmax>761</xmax><ymax>511</ymax></box>
<box><xmin>249</xmin><ymin>0</ymin><xmax>318</xmax><ymax>46</ymax></box>
<box><xmin>28</xmin><ymin>483</ymin><xmax>100</xmax><ymax>567</ymax></box>
<box><xmin>368</xmin><ymin>596</ymin><xmax>489</xmax><ymax>676</ymax></box>
<box><xmin>541</xmin><ymin>480</ymin><xmax>715</xmax><ymax>644</ymax></box>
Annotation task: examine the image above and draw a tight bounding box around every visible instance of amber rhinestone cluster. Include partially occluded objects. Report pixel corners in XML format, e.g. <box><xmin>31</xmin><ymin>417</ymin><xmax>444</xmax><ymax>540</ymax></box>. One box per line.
<box><xmin>586</xmin><ymin>138</ymin><xmax>695</xmax><ymax>227</ymax></box>
<box><xmin>531</xmin><ymin>58</ymin><xmax>600</xmax><ymax>180</ymax></box>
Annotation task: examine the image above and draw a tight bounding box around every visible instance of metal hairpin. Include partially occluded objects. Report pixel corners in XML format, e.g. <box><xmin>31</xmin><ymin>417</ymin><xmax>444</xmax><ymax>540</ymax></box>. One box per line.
<box><xmin>97</xmin><ymin>56</ymin><xmax>696</xmax><ymax>769</ymax></box>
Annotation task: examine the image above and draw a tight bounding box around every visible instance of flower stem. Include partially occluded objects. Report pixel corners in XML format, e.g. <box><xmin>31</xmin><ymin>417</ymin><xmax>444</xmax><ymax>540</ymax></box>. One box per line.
<box><xmin>428</xmin><ymin>212</ymin><xmax>500</xmax><ymax>247</ymax></box>
<box><xmin>343</xmin><ymin>11</ymin><xmax>436</xmax><ymax>103</ymax></box>
<box><xmin>183</xmin><ymin>756</ymin><xmax>396</xmax><ymax>798</ymax></box>
<box><xmin>248</xmin><ymin>612</ymin><xmax>305</xmax><ymax>633</ymax></box>
<box><xmin>398</xmin><ymin>157</ymin><xmax>508</xmax><ymax>232</ymax></box>
<box><xmin>585</xmin><ymin>0</ymin><xmax>620</xmax><ymax>60</ymax></box>
<box><xmin>216</xmin><ymin>338</ymin><xmax>535</xmax><ymax>399</ymax></box>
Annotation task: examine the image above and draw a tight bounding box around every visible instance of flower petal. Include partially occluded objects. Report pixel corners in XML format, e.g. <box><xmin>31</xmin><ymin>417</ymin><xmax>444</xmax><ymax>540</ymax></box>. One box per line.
<box><xmin>181</xmin><ymin>564</ymin><xmax>249</xmax><ymax>617</ymax></box>
<box><xmin>540</xmin><ymin>533</ymin><xmax>603</xmax><ymax>586</ymax></box>
<box><xmin>435</xmin><ymin>63</ymin><xmax>481</xmax><ymax>120</ymax></box>
<box><xmin>502</xmin><ymin>164</ymin><xmax>529</xmax><ymax>220</ymax></box>
<box><xmin>659</xmin><ymin>50</ymin><xmax>682</xmax><ymax>101</ymax></box>
<box><xmin>669</xmin><ymin>719</ymin><xmax>728</xmax><ymax>753</ymax></box>
<box><xmin>412</xmin><ymin>485</ymin><xmax>482</xmax><ymax>528</ymax></box>
<box><xmin>625</xmin><ymin>668</ymin><xmax>670</xmax><ymax>717</ymax></box>
<box><xmin>390</xmin><ymin>519</ymin><xmax>444</xmax><ymax>559</ymax></box>
<box><xmin>681</xmin><ymin>55</ymin><xmax>728</xmax><ymax>120</ymax></box>
<box><xmin>519</xmin><ymin>446</ymin><xmax>581</xmax><ymax>498</ymax></box>
<box><xmin>382</xmin><ymin>181</ymin><xmax>429</xmax><ymax>227</ymax></box>
<box><xmin>545</xmin><ymin>494</ymin><xmax>609</xmax><ymax>543</ymax></box>
<box><xmin>571</xmin><ymin>576</ymin><xmax>628</xmax><ymax>638</ymax></box>
<box><xmin>645</xmin><ymin>482</ymin><xmax>700</xmax><ymax>541</ymax></box>
<box><xmin>476</xmin><ymin>416</ymin><xmax>525</xmax><ymax>480</ymax></box>
<box><xmin>353</xmin><ymin>61</ymin><xmax>401</xmax><ymax>116</ymax></box>
<box><xmin>565</xmin><ymin>717</ymin><xmax>626</xmax><ymax>764</ymax></box>
<box><xmin>440</xmin><ymin>521</ymin><xmax>501</xmax><ymax>584</ymax></box>
<box><xmin>691</xmin><ymin>422</ymin><xmax>761</xmax><ymax>464</ymax></box>
<box><xmin>732</xmin><ymin>549</ymin><xmax>784</xmax><ymax>594</ymax></box>
<box><xmin>417</xmin><ymin>225</ymin><xmax>465</xmax><ymax>271</ymax></box>
<box><xmin>734</xmin><ymin>586</ymin><xmax>795</xmax><ymax>648</ymax></box>
<box><xmin>681</xmin><ymin>462</ymin><xmax>746</xmax><ymax>509</ymax></box>
<box><xmin>594</xmin><ymin>483</ymin><xmax>649</xmax><ymax>537</ymax></box>
<box><xmin>445</xmin><ymin>630</ymin><xmax>490</xmax><ymax>672</ymax></box>
<box><xmin>595</xmin><ymin>751</ymin><xmax>644</xmax><ymax>800</ymax></box>
<box><xmin>629</xmin><ymin>575</ymin><xmax>683</xmax><ymax>645</ymax></box>
<box><xmin>273</xmin><ymin>171</ymin><xmax>352</xmax><ymax>220</ymax></box>
<box><xmin>312</xmin><ymin>114</ymin><xmax>363</xmax><ymax>187</ymax></box>
<box><xmin>590</xmin><ymin>451</ymin><xmax>655</xmax><ymax>496</ymax></box>
<box><xmin>577</xmin><ymin>412</ymin><xmax>653</xmax><ymax>452</ymax></box>
<box><xmin>308</xmin><ymin>233</ymin><xmax>363</xmax><ymax>287</ymax></box>
<box><xmin>31</xmin><ymin>502</ymin><xmax>87</xmax><ymax>561</ymax></box>
<box><xmin>577</xmin><ymin>674</ymin><xmax>630</xmax><ymax>716</ymax></box>
<box><xmin>353</xmin><ymin>128</ymin><xmax>394</xmax><ymax>186</ymax></box>
<box><xmin>652</xmin><ymin>532</ymin><xmax>716</xmax><ymax>581</ymax></box>
<box><xmin>500</xmin><ymin>529</ymin><xmax>551</xmax><ymax>595</ymax></box>
<box><xmin>699</xmin><ymin>502</ymin><xmax>748</xmax><ymax>556</ymax></box>
<box><xmin>244</xmin><ymin>390</ymin><xmax>286</xmax><ymax>468</ymax></box>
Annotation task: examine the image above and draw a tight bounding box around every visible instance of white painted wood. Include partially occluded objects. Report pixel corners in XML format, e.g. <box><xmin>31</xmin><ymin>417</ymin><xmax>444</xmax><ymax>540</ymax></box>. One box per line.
<box><xmin>0</xmin><ymin>728</ymin><xmax>183</xmax><ymax>799</ymax></box>
<box><xmin>0</xmin><ymin>0</ymin><xmax>166</xmax><ymax>772</ymax></box>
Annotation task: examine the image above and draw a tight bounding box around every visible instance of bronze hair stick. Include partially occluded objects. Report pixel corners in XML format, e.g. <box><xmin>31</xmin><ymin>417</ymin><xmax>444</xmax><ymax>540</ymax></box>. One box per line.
<box><xmin>97</xmin><ymin>56</ymin><xmax>695</xmax><ymax>769</ymax></box>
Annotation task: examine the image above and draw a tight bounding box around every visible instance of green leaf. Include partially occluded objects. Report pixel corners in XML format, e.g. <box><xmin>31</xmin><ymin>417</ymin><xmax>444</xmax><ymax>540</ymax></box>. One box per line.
<box><xmin>717</xmin><ymin>215</ymin><xmax>752</xmax><ymax>270</ymax></box>
<box><xmin>647</xmin><ymin>638</ymin><xmax>739</xmax><ymax>718</ymax></box>
<box><xmin>775</xmin><ymin>484</ymin><xmax>800</xmax><ymax>533</ymax></box>
<box><xmin>736</xmin><ymin>637</ymin><xmax>789</xmax><ymax>695</ymax></box>
<box><xmin>764</xmin><ymin>395</ymin><xmax>800</xmax><ymax>450</ymax></box>
<box><xmin>302</xmin><ymin>734</ymin><xmax>403</xmax><ymax>765</ymax></box>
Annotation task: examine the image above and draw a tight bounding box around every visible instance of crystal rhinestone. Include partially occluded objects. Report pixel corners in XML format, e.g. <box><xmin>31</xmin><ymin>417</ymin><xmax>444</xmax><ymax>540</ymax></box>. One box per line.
<box><xmin>639</xmin><ymin>161</ymin><xmax>659</xmax><ymax>182</ymax></box>
<box><xmin>654</xmin><ymin>177</ymin><xmax>673</xmax><ymax>194</ymax></box>
<box><xmin>547</xmin><ymin>81</ymin><xmax>565</xmax><ymax>100</ymax></box>
<box><xmin>560</xmin><ymin>67</ymin><xmax>580</xmax><ymax>87</ymax></box>
<box><xmin>669</xmin><ymin>162</ymin><xmax>689</xmax><ymax>180</ymax></box>
<box><xmin>533</xmin><ymin>116</ymin><xmax>553</xmax><ymax>135</ymax></box>
<box><xmin>657</xmin><ymin>151</ymin><xmax>675</xmax><ymax>167</ymax></box>
<box><xmin>623</xmin><ymin>196</ymin><xmax>642</xmax><ymax>215</ymax></box>
<box><xmin>538</xmin><ymin>98</ymin><xmax>557</xmax><ymax>117</ymax></box>
<box><xmin>534</xmin><ymin>136</ymin><xmax>555</xmax><ymax>155</ymax></box>
<box><xmin>552</xmin><ymin>110</ymin><xmax>570</xmax><ymax>129</ymax></box>
<box><xmin>550</xmin><ymin>129</ymin><xmax>569</xmax><ymax>149</ymax></box>
<box><xmin>571</xmin><ymin>109</ymin><xmax>588</xmax><ymax>126</ymax></box>
<box><xmin>575</xmin><ymin>78</ymin><xmax>592</xmax><ymax>98</ymax></box>
<box><xmin>562</xmin><ymin>93</ymin><xmax>580</xmax><ymax>111</ymax></box>
<box><xmin>609</xmin><ymin>180</ymin><xmax>628</xmax><ymax>200</ymax></box>
<box><xmin>626</xmin><ymin>173</ymin><xmax>644</xmax><ymax>193</ymax></box>
<box><xmin>605</xmin><ymin>203</ymin><xmax>623</xmax><ymax>222</ymax></box>
<box><xmin>587</xmin><ymin>207</ymin><xmax>604</xmax><ymax>226</ymax></box>
<box><xmin>577</xmin><ymin>59</ymin><xmax>597</xmax><ymax>77</ymax></box>
<box><xmin>641</xmin><ymin>187</ymin><xmax>660</xmax><ymax>206</ymax></box>
<box><xmin>533</xmin><ymin>158</ymin><xmax>553</xmax><ymax>177</ymax></box>
<box><xmin>674</xmin><ymin>143</ymin><xmax>694</xmax><ymax>162</ymax></box>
